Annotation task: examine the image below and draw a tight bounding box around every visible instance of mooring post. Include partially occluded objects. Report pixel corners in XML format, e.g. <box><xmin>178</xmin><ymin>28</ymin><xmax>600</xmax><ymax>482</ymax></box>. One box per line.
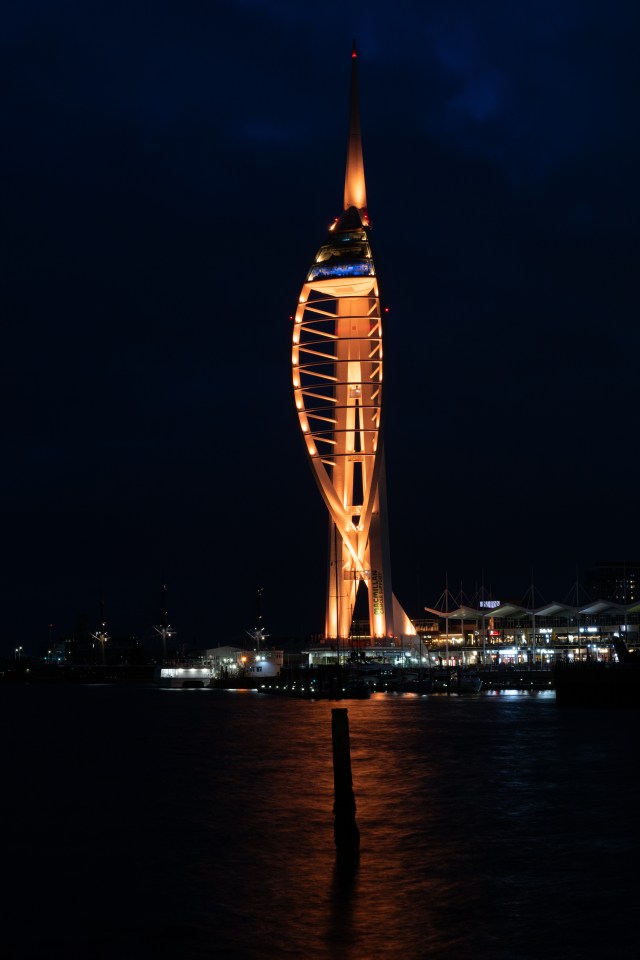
<box><xmin>331</xmin><ymin>708</ymin><xmax>360</xmax><ymax>870</ymax></box>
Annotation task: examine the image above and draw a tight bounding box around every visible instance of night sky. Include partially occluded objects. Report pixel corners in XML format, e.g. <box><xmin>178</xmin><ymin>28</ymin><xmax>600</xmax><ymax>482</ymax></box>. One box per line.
<box><xmin>3</xmin><ymin>1</ymin><xmax>639</xmax><ymax>656</ymax></box>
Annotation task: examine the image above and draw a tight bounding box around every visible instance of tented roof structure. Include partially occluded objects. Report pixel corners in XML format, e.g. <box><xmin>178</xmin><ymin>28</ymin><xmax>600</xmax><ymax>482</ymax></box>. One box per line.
<box><xmin>423</xmin><ymin>600</ymin><xmax>638</xmax><ymax>620</ymax></box>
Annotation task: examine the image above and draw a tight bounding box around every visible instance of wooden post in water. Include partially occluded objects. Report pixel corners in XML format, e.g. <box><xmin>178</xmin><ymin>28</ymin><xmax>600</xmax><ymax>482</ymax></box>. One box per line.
<box><xmin>331</xmin><ymin>708</ymin><xmax>360</xmax><ymax>871</ymax></box>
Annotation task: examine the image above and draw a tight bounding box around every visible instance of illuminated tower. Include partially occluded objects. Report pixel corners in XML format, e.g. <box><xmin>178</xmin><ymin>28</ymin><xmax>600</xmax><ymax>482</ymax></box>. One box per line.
<box><xmin>292</xmin><ymin>45</ymin><xmax>415</xmax><ymax>644</ymax></box>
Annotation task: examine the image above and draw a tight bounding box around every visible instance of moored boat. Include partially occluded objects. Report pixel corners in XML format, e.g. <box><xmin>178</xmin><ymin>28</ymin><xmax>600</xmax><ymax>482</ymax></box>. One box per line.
<box><xmin>554</xmin><ymin>661</ymin><xmax>639</xmax><ymax>707</ymax></box>
<box><xmin>154</xmin><ymin>663</ymin><xmax>214</xmax><ymax>688</ymax></box>
<box><xmin>342</xmin><ymin>677</ymin><xmax>371</xmax><ymax>699</ymax></box>
<box><xmin>554</xmin><ymin>637</ymin><xmax>640</xmax><ymax>707</ymax></box>
<box><xmin>457</xmin><ymin>672</ymin><xmax>483</xmax><ymax>693</ymax></box>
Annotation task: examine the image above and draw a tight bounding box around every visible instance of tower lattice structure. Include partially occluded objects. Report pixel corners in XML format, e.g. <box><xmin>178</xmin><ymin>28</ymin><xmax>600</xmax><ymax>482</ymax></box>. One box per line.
<box><xmin>292</xmin><ymin>46</ymin><xmax>415</xmax><ymax>644</ymax></box>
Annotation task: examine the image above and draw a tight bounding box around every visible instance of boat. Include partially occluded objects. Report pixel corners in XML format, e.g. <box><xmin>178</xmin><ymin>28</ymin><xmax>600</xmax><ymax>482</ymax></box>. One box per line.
<box><xmin>154</xmin><ymin>663</ymin><xmax>214</xmax><ymax>688</ymax></box>
<box><xmin>153</xmin><ymin>586</ymin><xmax>214</xmax><ymax>687</ymax></box>
<box><xmin>457</xmin><ymin>672</ymin><xmax>483</xmax><ymax>693</ymax></box>
<box><xmin>554</xmin><ymin>661</ymin><xmax>639</xmax><ymax>707</ymax></box>
<box><xmin>397</xmin><ymin>677</ymin><xmax>432</xmax><ymax>694</ymax></box>
<box><xmin>342</xmin><ymin>677</ymin><xmax>371</xmax><ymax>699</ymax></box>
<box><xmin>554</xmin><ymin>637</ymin><xmax>640</xmax><ymax>707</ymax></box>
<box><xmin>401</xmin><ymin>670</ymin><xmax>482</xmax><ymax>694</ymax></box>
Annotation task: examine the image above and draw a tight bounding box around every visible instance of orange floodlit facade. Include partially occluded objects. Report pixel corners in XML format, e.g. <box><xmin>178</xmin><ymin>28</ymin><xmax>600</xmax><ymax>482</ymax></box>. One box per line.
<box><xmin>292</xmin><ymin>46</ymin><xmax>415</xmax><ymax>644</ymax></box>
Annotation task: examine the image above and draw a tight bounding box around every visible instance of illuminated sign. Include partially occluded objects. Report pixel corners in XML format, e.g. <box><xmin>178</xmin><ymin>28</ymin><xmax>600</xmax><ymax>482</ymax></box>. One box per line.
<box><xmin>480</xmin><ymin>600</ymin><xmax>501</xmax><ymax>609</ymax></box>
<box><xmin>371</xmin><ymin>570</ymin><xmax>384</xmax><ymax>615</ymax></box>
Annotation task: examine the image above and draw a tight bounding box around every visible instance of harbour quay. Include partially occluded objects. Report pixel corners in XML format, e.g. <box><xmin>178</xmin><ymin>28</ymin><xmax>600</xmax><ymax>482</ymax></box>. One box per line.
<box><xmin>335</xmin><ymin>598</ymin><xmax>640</xmax><ymax>671</ymax></box>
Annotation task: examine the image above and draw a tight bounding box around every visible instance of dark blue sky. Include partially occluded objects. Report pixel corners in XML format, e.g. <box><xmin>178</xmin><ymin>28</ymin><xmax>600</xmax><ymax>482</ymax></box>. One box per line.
<box><xmin>2</xmin><ymin>1</ymin><xmax>639</xmax><ymax>655</ymax></box>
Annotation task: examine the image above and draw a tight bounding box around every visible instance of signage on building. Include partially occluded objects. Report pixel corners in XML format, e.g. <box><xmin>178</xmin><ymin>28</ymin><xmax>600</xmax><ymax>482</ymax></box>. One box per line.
<box><xmin>371</xmin><ymin>570</ymin><xmax>384</xmax><ymax>615</ymax></box>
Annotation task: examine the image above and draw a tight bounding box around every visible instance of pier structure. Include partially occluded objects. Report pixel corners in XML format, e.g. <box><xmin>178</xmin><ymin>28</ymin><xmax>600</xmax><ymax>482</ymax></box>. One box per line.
<box><xmin>292</xmin><ymin>45</ymin><xmax>414</xmax><ymax>646</ymax></box>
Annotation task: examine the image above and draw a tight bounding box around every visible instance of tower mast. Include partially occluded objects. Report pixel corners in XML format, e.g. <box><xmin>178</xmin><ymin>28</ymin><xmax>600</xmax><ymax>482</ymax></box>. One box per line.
<box><xmin>90</xmin><ymin>596</ymin><xmax>109</xmax><ymax>664</ymax></box>
<box><xmin>344</xmin><ymin>43</ymin><xmax>368</xmax><ymax>221</ymax></box>
<box><xmin>292</xmin><ymin>45</ymin><xmax>414</xmax><ymax>645</ymax></box>
<box><xmin>154</xmin><ymin>580</ymin><xmax>175</xmax><ymax>659</ymax></box>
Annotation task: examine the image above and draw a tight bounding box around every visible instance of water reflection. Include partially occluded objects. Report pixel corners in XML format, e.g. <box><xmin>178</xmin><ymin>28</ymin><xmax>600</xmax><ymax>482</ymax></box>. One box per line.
<box><xmin>3</xmin><ymin>686</ymin><xmax>639</xmax><ymax>960</ymax></box>
<box><xmin>328</xmin><ymin>864</ymin><xmax>358</xmax><ymax>959</ymax></box>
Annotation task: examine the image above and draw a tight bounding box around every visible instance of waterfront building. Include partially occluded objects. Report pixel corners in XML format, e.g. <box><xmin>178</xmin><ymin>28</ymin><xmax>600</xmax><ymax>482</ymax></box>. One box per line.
<box><xmin>586</xmin><ymin>561</ymin><xmax>639</xmax><ymax>604</ymax></box>
<box><xmin>414</xmin><ymin>597</ymin><xmax>640</xmax><ymax>667</ymax></box>
<box><xmin>292</xmin><ymin>46</ymin><xmax>414</xmax><ymax>646</ymax></box>
<box><xmin>302</xmin><ymin>598</ymin><xmax>639</xmax><ymax>670</ymax></box>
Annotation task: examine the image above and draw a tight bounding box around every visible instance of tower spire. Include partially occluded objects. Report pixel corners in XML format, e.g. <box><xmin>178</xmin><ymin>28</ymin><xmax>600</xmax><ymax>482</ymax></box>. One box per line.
<box><xmin>343</xmin><ymin>41</ymin><xmax>368</xmax><ymax>221</ymax></box>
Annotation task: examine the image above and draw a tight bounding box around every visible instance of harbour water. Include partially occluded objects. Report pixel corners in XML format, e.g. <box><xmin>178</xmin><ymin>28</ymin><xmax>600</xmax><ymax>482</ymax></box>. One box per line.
<box><xmin>3</xmin><ymin>685</ymin><xmax>638</xmax><ymax>959</ymax></box>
